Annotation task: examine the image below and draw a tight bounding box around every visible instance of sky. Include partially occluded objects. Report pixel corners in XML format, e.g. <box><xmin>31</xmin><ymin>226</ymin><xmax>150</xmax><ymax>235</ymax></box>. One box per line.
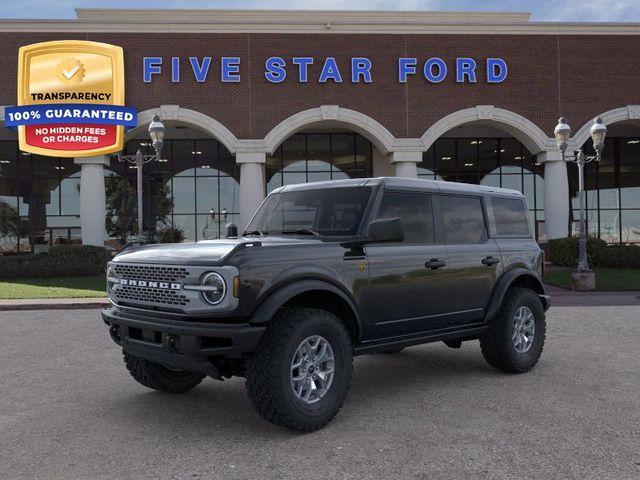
<box><xmin>0</xmin><ymin>0</ymin><xmax>639</xmax><ymax>22</ymax></box>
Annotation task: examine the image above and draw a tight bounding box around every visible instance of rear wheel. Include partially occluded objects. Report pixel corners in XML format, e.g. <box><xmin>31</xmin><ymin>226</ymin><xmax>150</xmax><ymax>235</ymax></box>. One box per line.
<box><xmin>479</xmin><ymin>287</ymin><xmax>546</xmax><ymax>373</ymax></box>
<box><xmin>245</xmin><ymin>307</ymin><xmax>353</xmax><ymax>431</ymax></box>
<box><xmin>123</xmin><ymin>351</ymin><xmax>205</xmax><ymax>393</ymax></box>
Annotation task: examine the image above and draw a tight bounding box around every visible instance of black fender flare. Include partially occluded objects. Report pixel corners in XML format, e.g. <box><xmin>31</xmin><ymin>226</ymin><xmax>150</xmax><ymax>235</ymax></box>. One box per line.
<box><xmin>485</xmin><ymin>268</ymin><xmax>548</xmax><ymax>322</ymax></box>
<box><xmin>248</xmin><ymin>278</ymin><xmax>363</xmax><ymax>340</ymax></box>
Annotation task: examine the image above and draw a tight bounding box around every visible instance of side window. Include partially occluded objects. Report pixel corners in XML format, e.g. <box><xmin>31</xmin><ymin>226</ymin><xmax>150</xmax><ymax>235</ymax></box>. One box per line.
<box><xmin>492</xmin><ymin>197</ymin><xmax>531</xmax><ymax>237</ymax></box>
<box><xmin>375</xmin><ymin>191</ymin><xmax>433</xmax><ymax>243</ymax></box>
<box><xmin>440</xmin><ymin>195</ymin><xmax>488</xmax><ymax>244</ymax></box>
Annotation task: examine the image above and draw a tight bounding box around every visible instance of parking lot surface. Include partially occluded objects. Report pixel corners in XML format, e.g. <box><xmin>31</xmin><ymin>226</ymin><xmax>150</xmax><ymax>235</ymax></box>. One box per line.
<box><xmin>1</xmin><ymin>306</ymin><xmax>639</xmax><ymax>480</ymax></box>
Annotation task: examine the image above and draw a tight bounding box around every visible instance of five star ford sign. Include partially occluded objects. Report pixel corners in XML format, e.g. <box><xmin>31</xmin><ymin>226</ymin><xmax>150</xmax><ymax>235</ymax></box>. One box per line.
<box><xmin>4</xmin><ymin>40</ymin><xmax>137</xmax><ymax>157</ymax></box>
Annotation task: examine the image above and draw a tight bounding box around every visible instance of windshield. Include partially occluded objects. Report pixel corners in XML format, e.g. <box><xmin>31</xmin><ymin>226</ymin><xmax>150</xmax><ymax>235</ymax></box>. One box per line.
<box><xmin>245</xmin><ymin>187</ymin><xmax>372</xmax><ymax>237</ymax></box>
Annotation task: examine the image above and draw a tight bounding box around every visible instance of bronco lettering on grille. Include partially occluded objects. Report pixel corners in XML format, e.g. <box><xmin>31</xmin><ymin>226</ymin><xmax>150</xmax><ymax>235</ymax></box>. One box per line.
<box><xmin>119</xmin><ymin>279</ymin><xmax>182</xmax><ymax>290</ymax></box>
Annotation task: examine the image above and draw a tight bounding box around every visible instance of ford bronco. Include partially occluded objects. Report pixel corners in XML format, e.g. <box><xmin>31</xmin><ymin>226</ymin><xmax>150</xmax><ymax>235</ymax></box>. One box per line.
<box><xmin>102</xmin><ymin>177</ymin><xmax>550</xmax><ymax>431</ymax></box>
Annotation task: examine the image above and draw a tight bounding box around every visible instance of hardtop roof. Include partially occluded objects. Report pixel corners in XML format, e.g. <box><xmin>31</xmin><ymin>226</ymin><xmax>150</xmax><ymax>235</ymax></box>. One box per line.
<box><xmin>276</xmin><ymin>177</ymin><xmax>523</xmax><ymax>197</ymax></box>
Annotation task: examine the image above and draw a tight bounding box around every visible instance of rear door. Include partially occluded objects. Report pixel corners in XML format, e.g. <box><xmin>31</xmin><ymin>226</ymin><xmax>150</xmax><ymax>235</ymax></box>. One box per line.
<box><xmin>436</xmin><ymin>194</ymin><xmax>502</xmax><ymax>324</ymax></box>
<box><xmin>365</xmin><ymin>190</ymin><xmax>451</xmax><ymax>338</ymax></box>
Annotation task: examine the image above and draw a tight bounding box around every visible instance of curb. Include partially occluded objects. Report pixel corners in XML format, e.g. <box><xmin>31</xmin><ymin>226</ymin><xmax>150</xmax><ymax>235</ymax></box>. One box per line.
<box><xmin>0</xmin><ymin>298</ymin><xmax>109</xmax><ymax>311</ymax></box>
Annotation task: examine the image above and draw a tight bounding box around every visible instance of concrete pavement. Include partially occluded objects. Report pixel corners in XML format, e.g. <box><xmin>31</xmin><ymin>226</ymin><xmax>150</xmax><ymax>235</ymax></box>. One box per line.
<box><xmin>0</xmin><ymin>306</ymin><xmax>639</xmax><ymax>480</ymax></box>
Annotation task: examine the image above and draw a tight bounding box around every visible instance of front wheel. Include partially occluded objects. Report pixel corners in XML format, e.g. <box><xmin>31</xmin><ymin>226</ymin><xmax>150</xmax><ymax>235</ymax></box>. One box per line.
<box><xmin>479</xmin><ymin>287</ymin><xmax>546</xmax><ymax>373</ymax></box>
<box><xmin>245</xmin><ymin>307</ymin><xmax>353</xmax><ymax>431</ymax></box>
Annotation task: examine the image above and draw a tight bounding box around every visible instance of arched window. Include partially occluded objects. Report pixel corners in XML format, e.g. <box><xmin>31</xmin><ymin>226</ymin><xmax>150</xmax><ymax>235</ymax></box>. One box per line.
<box><xmin>266</xmin><ymin>133</ymin><xmax>373</xmax><ymax>193</ymax></box>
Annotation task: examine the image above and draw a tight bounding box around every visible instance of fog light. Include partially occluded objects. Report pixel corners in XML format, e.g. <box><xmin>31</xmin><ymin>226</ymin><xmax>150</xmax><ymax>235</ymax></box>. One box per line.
<box><xmin>201</xmin><ymin>272</ymin><xmax>226</xmax><ymax>305</ymax></box>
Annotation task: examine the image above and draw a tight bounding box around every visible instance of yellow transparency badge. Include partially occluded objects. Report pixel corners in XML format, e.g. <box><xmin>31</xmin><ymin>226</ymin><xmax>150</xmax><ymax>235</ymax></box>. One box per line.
<box><xmin>10</xmin><ymin>40</ymin><xmax>129</xmax><ymax>157</ymax></box>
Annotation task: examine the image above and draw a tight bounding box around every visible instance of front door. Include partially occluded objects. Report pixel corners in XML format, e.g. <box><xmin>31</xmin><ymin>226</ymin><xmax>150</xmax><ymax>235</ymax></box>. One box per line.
<box><xmin>365</xmin><ymin>190</ymin><xmax>451</xmax><ymax>338</ymax></box>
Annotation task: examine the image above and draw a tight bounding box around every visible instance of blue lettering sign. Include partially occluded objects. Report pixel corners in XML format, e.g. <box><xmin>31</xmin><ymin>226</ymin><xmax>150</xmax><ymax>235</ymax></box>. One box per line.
<box><xmin>424</xmin><ymin>58</ymin><xmax>447</xmax><ymax>83</ymax></box>
<box><xmin>171</xmin><ymin>57</ymin><xmax>180</xmax><ymax>83</ymax></box>
<box><xmin>398</xmin><ymin>58</ymin><xmax>417</xmax><ymax>83</ymax></box>
<box><xmin>189</xmin><ymin>57</ymin><xmax>211</xmax><ymax>83</ymax></box>
<box><xmin>265</xmin><ymin>56</ymin><xmax>287</xmax><ymax>83</ymax></box>
<box><xmin>221</xmin><ymin>57</ymin><xmax>241</xmax><ymax>83</ymax></box>
<box><xmin>456</xmin><ymin>58</ymin><xmax>477</xmax><ymax>83</ymax></box>
<box><xmin>487</xmin><ymin>58</ymin><xmax>508</xmax><ymax>83</ymax></box>
<box><xmin>351</xmin><ymin>58</ymin><xmax>372</xmax><ymax>83</ymax></box>
<box><xmin>292</xmin><ymin>57</ymin><xmax>313</xmax><ymax>82</ymax></box>
<box><xmin>143</xmin><ymin>57</ymin><xmax>162</xmax><ymax>83</ymax></box>
<box><xmin>319</xmin><ymin>57</ymin><xmax>342</xmax><ymax>83</ymax></box>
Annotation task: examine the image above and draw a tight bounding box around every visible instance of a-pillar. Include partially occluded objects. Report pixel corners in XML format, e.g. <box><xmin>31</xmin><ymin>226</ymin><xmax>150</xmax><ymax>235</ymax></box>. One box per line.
<box><xmin>237</xmin><ymin>151</ymin><xmax>266</xmax><ymax>230</ymax></box>
<box><xmin>390</xmin><ymin>150</ymin><xmax>422</xmax><ymax>178</ymax></box>
<box><xmin>538</xmin><ymin>151</ymin><xmax>569</xmax><ymax>240</ymax></box>
<box><xmin>74</xmin><ymin>155</ymin><xmax>109</xmax><ymax>246</ymax></box>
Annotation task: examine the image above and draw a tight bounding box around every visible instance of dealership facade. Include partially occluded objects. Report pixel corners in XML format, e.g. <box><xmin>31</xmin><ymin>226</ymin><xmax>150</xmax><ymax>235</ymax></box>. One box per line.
<box><xmin>0</xmin><ymin>9</ymin><xmax>639</xmax><ymax>252</ymax></box>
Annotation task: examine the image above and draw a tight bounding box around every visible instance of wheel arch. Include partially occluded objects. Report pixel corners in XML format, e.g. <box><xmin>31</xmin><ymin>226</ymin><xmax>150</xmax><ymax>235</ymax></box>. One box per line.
<box><xmin>485</xmin><ymin>268</ymin><xmax>548</xmax><ymax>322</ymax></box>
<box><xmin>249</xmin><ymin>279</ymin><xmax>362</xmax><ymax>343</ymax></box>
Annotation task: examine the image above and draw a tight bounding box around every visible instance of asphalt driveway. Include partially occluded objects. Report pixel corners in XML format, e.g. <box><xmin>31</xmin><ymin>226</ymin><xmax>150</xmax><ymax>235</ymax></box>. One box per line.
<box><xmin>1</xmin><ymin>306</ymin><xmax>639</xmax><ymax>480</ymax></box>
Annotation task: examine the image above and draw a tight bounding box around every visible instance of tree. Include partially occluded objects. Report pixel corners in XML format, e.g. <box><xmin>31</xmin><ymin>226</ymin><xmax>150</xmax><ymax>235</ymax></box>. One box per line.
<box><xmin>0</xmin><ymin>201</ymin><xmax>20</xmax><ymax>251</ymax></box>
<box><xmin>105</xmin><ymin>176</ymin><xmax>173</xmax><ymax>245</ymax></box>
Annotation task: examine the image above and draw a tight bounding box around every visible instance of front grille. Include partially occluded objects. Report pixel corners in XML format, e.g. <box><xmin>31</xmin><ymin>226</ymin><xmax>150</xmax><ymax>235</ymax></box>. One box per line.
<box><xmin>113</xmin><ymin>264</ymin><xmax>188</xmax><ymax>282</ymax></box>
<box><xmin>115</xmin><ymin>285</ymin><xmax>190</xmax><ymax>306</ymax></box>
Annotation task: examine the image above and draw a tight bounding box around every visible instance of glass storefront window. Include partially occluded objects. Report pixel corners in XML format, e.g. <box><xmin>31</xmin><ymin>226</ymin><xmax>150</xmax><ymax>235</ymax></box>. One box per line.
<box><xmin>267</xmin><ymin>133</ymin><xmax>372</xmax><ymax>193</ymax></box>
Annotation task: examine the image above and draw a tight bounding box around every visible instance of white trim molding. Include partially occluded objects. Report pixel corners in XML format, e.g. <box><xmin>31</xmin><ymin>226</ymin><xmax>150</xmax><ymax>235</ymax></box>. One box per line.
<box><xmin>420</xmin><ymin>106</ymin><xmax>554</xmax><ymax>154</ymax></box>
<box><xmin>128</xmin><ymin>106</ymin><xmax>239</xmax><ymax>154</ymax></box>
<box><xmin>2</xmin><ymin>10</ymin><xmax>640</xmax><ymax>35</ymax></box>
<box><xmin>263</xmin><ymin>106</ymin><xmax>396</xmax><ymax>155</ymax></box>
<box><xmin>572</xmin><ymin>105</ymin><xmax>640</xmax><ymax>148</ymax></box>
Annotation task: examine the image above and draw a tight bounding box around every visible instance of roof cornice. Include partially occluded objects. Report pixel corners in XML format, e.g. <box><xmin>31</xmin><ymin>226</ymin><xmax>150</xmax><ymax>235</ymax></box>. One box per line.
<box><xmin>0</xmin><ymin>9</ymin><xmax>638</xmax><ymax>35</ymax></box>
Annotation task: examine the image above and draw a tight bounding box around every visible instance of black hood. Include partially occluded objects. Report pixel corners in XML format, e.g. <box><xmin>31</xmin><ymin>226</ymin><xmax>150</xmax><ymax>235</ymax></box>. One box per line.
<box><xmin>112</xmin><ymin>236</ymin><xmax>325</xmax><ymax>266</ymax></box>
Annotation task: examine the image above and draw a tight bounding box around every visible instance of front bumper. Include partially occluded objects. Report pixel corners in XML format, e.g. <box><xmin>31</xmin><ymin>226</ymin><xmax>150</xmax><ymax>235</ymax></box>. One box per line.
<box><xmin>102</xmin><ymin>306</ymin><xmax>265</xmax><ymax>377</ymax></box>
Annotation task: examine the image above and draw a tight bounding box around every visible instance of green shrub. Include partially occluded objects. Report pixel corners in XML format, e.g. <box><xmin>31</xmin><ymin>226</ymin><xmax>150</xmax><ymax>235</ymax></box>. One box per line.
<box><xmin>0</xmin><ymin>245</ymin><xmax>112</xmax><ymax>279</ymax></box>
<box><xmin>549</xmin><ymin>237</ymin><xmax>640</xmax><ymax>269</ymax></box>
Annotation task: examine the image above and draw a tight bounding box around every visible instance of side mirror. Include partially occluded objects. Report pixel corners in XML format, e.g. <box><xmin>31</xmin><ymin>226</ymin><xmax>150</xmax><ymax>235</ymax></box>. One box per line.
<box><xmin>367</xmin><ymin>217</ymin><xmax>404</xmax><ymax>243</ymax></box>
<box><xmin>225</xmin><ymin>222</ymin><xmax>239</xmax><ymax>238</ymax></box>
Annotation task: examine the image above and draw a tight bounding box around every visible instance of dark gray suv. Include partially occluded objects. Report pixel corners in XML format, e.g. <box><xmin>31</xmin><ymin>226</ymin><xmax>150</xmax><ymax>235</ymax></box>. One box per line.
<box><xmin>102</xmin><ymin>177</ymin><xmax>550</xmax><ymax>431</ymax></box>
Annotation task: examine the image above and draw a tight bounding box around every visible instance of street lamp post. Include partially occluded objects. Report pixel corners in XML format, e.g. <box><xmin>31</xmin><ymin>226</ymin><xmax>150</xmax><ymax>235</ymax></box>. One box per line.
<box><xmin>117</xmin><ymin>114</ymin><xmax>166</xmax><ymax>238</ymax></box>
<box><xmin>553</xmin><ymin>116</ymin><xmax>607</xmax><ymax>288</ymax></box>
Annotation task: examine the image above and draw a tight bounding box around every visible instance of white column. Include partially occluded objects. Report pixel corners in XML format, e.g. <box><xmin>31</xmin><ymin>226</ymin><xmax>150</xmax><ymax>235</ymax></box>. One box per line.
<box><xmin>74</xmin><ymin>155</ymin><xmax>109</xmax><ymax>246</ymax></box>
<box><xmin>390</xmin><ymin>150</ymin><xmax>422</xmax><ymax>178</ymax></box>
<box><xmin>538</xmin><ymin>151</ymin><xmax>569</xmax><ymax>240</ymax></box>
<box><xmin>237</xmin><ymin>151</ymin><xmax>266</xmax><ymax>230</ymax></box>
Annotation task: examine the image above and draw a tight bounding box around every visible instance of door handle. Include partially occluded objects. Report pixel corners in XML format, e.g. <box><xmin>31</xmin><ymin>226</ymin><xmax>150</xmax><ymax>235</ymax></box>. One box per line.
<box><xmin>425</xmin><ymin>258</ymin><xmax>446</xmax><ymax>270</ymax></box>
<box><xmin>482</xmin><ymin>256</ymin><xmax>500</xmax><ymax>266</ymax></box>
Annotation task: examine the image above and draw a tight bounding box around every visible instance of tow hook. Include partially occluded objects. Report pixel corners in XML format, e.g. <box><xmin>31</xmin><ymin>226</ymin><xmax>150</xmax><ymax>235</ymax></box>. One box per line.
<box><xmin>166</xmin><ymin>334</ymin><xmax>180</xmax><ymax>353</ymax></box>
<box><xmin>109</xmin><ymin>325</ymin><xmax>121</xmax><ymax>342</ymax></box>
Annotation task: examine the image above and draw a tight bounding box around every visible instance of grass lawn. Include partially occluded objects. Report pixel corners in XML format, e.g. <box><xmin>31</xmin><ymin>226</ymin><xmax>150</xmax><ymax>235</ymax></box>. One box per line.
<box><xmin>0</xmin><ymin>276</ymin><xmax>106</xmax><ymax>299</ymax></box>
<box><xmin>544</xmin><ymin>267</ymin><xmax>640</xmax><ymax>291</ymax></box>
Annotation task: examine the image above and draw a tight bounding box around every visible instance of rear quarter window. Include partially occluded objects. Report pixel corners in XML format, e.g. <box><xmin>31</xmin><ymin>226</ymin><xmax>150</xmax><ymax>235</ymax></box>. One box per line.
<box><xmin>492</xmin><ymin>197</ymin><xmax>531</xmax><ymax>237</ymax></box>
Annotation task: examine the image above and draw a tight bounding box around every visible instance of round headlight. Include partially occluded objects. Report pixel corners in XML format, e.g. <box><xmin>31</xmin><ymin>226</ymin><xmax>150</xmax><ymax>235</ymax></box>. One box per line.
<box><xmin>201</xmin><ymin>272</ymin><xmax>226</xmax><ymax>305</ymax></box>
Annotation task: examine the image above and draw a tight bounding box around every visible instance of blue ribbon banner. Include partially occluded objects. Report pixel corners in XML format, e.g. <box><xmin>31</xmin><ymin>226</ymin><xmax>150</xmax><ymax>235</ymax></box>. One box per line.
<box><xmin>4</xmin><ymin>104</ymin><xmax>137</xmax><ymax>128</ymax></box>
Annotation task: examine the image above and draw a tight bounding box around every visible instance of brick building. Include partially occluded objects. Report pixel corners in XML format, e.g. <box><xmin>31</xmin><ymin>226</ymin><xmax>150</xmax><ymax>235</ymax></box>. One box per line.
<box><xmin>0</xmin><ymin>9</ymin><xmax>639</xmax><ymax>251</ymax></box>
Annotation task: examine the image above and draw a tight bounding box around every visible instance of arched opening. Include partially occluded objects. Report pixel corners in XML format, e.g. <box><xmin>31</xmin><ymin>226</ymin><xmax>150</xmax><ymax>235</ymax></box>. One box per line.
<box><xmin>571</xmin><ymin>120</ymin><xmax>640</xmax><ymax>244</ymax></box>
<box><xmin>263</xmin><ymin>106</ymin><xmax>396</xmax><ymax>194</ymax></box>
<box><xmin>109</xmin><ymin>120</ymin><xmax>239</xmax><ymax>246</ymax></box>
<box><xmin>266</xmin><ymin>127</ymin><xmax>375</xmax><ymax>194</ymax></box>
<box><xmin>419</xmin><ymin>123</ymin><xmax>546</xmax><ymax>241</ymax></box>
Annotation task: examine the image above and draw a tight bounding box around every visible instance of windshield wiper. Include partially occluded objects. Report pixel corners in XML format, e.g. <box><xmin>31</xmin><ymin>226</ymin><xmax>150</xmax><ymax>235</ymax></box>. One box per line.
<box><xmin>243</xmin><ymin>229</ymin><xmax>267</xmax><ymax>236</ymax></box>
<box><xmin>281</xmin><ymin>228</ymin><xmax>321</xmax><ymax>236</ymax></box>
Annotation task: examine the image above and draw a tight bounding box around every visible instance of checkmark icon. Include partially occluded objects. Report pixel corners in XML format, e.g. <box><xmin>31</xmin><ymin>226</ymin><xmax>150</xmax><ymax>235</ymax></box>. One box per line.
<box><xmin>62</xmin><ymin>64</ymin><xmax>80</xmax><ymax>79</ymax></box>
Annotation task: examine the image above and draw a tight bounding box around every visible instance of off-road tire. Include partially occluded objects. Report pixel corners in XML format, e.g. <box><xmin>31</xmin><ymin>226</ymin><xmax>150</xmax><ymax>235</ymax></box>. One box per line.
<box><xmin>480</xmin><ymin>287</ymin><xmax>546</xmax><ymax>373</ymax></box>
<box><xmin>245</xmin><ymin>307</ymin><xmax>353</xmax><ymax>431</ymax></box>
<box><xmin>123</xmin><ymin>351</ymin><xmax>205</xmax><ymax>393</ymax></box>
